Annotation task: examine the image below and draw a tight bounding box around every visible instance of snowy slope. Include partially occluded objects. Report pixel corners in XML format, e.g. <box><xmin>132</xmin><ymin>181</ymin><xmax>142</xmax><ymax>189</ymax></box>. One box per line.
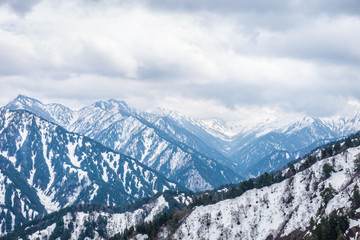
<box><xmin>3</xmin><ymin>192</ymin><xmax>193</xmax><ymax>240</ymax></box>
<box><xmin>172</xmin><ymin>146</ymin><xmax>360</xmax><ymax>240</ymax></box>
<box><xmin>30</xmin><ymin>195</ymin><xmax>168</xmax><ymax>240</ymax></box>
<box><xmin>0</xmin><ymin>155</ymin><xmax>46</xmax><ymax>235</ymax></box>
<box><xmin>0</xmin><ymin>109</ymin><xmax>181</xmax><ymax>234</ymax></box>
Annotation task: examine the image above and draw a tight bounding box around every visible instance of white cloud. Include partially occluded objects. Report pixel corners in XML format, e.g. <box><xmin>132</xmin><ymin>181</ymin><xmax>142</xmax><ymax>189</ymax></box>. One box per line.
<box><xmin>0</xmin><ymin>0</ymin><xmax>359</xmax><ymax>120</ymax></box>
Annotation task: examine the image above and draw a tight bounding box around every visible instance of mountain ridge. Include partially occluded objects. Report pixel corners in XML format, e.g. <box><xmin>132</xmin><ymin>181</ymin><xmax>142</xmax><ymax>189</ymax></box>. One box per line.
<box><xmin>4</xmin><ymin>95</ymin><xmax>241</xmax><ymax>191</ymax></box>
<box><xmin>5</xmin><ymin>95</ymin><xmax>360</xmax><ymax>179</ymax></box>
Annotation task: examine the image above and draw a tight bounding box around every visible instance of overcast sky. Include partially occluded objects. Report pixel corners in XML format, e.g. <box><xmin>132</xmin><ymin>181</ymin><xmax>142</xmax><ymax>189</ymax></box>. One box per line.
<box><xmin>0</xmin><ymin>0</ymin><xmax>360</xmax><ymax>120</ymax></box>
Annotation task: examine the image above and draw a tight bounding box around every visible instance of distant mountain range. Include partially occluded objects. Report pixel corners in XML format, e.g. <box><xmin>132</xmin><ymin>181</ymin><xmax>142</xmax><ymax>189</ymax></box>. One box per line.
<box><xmin>159</xmin><ymin>109</ymin><xmax>360</xmax><ymax>177</ymax></box>
<box><xmin>4</xmin><ymin>95</ymin><xmax>360</xmax><ymax>181</ymax></box>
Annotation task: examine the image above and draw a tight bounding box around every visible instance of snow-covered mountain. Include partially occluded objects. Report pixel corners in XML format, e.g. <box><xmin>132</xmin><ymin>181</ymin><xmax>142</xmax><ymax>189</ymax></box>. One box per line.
<box><xmin>5</xmin><ymin>95</ymin><xmax>74</xmax><ymax>126</ymax></box>
<box><xmin>149</xmin><ymin>108</ymin><xmax>229</xmax><ymax>160</ymax></box>
<box><xmin>66</xmin><ymin>100</ymin><xmax>239</xmax><ymax>192</ymax></box>
<box><xmin>0</xmin><ymin>109</ymin><xmax>181</xmax><ymax>234</ymax></box>
<box><xmin>5</xmin><ymin>95</ymin><xmax>360</xmax><ymax>180</ymax></box>
<box><xmin>224</xmin><ymin>115</ymin><xmax>336</xmax><ymax>176</ymax></box>
<box><xmin>230</xmin><ymin>114</ymin><xmax>360</xmax><ymax>176</ymax></box>
<box><xmin>4</xmin><ymin>95</ymin><xmax>240</xmax><ymax>191</ymax></box>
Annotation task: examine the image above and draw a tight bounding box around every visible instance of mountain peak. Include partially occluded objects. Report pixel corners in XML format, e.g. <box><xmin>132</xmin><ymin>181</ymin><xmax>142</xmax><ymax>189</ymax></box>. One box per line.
<box><xmin>7</xmin><ymin>94</ymin><xmax>43</xmax><ymax>108</ymax></box>
<box><xmin>4</xmin><ymin>95</ymin><xmax>70</xmax><ymax>125</ymax></box>
<box><xmin>92</xmin><ymin>99</ymin><xmax>138</xmax><ymax>116</ymax></box>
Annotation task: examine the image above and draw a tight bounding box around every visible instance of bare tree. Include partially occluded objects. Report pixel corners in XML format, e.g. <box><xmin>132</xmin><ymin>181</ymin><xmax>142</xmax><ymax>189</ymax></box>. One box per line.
<box><xmin>344</xmin><ymin>150</ymin><xmax>348</xmax><ymax>163</ymax></box>
<box><xmin>223</xmin><ymin>227</ymin><xmax>231</xmax><ymax>239</ymax></box>
<box><xmin>239</xmin><ymin>203</ymin><xmax>248</xmax><ymax>218</ymax></box>
<box><xmin>234</xmin><ymin>231</ymin><xmax>243</xmax><ymax>239</ymax></box>
<box><xmin>230</xmin><ymin>205</ymin><xmax>241</xmax><ymax>225</ymax></box>
<box><xmin>185</xmin><ymin>222</ymin><xmax>191</xmax><ymax>235</ymax></box>
<box><xmin>177</xmin><ymin>229</ymin><xmax>184</xmax><ymax>239</ymax></box>
<box><xmin>196</xmin><ymin>228</ymin><xmax>202</xmax><ymax>239</ymax></box>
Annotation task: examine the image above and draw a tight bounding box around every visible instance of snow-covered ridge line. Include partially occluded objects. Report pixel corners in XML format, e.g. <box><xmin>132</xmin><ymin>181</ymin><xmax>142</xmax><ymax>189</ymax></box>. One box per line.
<box><xmin>5</xmin><ymin>95</ymin><xmax>360</xmax><ymax>184</ymax></box>
<box><xmin>4</xmin><ymin>95</ymin><xmax>240</xmax><ymax>191</ymax></box>
<box><xmin>4</xmin><ymin>191</ymin><xmax>194</xmax><ymax>240</ymax></box>
<box><xmin>6</xmin><ymin>95</ymin><xmax>360</xmax><ymax>141</ymax></box>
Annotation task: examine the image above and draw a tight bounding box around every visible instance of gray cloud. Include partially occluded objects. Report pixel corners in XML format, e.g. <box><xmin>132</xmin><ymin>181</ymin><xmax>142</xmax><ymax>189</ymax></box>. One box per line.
<box><xmin>0</xmin><ymin>0</ymin><xmax>42</xmax><ymax>15</ymax></box>
<box><xmin>141</xmin><ymin>0</ymin><xmax>288</xmax><ymax>13</ymax></box>
<box><xmin>139</xmin><ymin>0</ymin><xmax>360</xmax><ymax>16</ymax></box>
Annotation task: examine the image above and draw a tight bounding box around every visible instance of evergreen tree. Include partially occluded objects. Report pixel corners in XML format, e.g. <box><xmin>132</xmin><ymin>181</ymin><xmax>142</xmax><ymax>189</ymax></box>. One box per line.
<box><xmin>289</xmin><ymin>163</ymin><xmax>296</xmax><ymax>174</ymax></box>
<box><xmin>310</xmin><ymin>217</ymin><xmax>315</xmax><ymax>227</ymax></box>
<box><xmin>333</xmin><ymin>142</ymin><xmax>341</xmax><ymax>154</ymax></box>
<box><xmin>345</xmin><ymin>137</ymin><xmax>353</xmax><ymax>148</ymax></box>
<box><xmin>352</xmin><ymin>188</ymin><xmax>360</xmax><ymax>210</ymax></box>
<box><xmin>326</xmin><ymin>147</ymin><xmax>333</xmax><ymax>157</ymax></box>
<box><xmin>322</xmin><ymin>185</ymin><xmax>335</xmax><ymax>204</ymax></box>
<box><xmin>321</xmin><ymin>149</ymin><xmax>327</xmax><ymax>159</ymax></box>
<box><xmin>354</xmin><ymin>156</ymin><xmax>360</xmax><ymax>171</ymax></box>
<box><xmin>322</xmin><ymin>163</ymin><xmax>333</xmax><ymax>179</ymax></box>
<box><xmin>311</xmin><ymin>210</ymin><xmax>349</xmax><ymax>240</ymax></box>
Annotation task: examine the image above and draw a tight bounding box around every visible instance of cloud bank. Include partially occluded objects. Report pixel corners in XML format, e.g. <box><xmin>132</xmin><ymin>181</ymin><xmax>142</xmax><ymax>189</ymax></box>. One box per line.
<box><xmin>0</xmin><ymin>0</ymin><xmax>359</xmax><ymax>120</ymax></box>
